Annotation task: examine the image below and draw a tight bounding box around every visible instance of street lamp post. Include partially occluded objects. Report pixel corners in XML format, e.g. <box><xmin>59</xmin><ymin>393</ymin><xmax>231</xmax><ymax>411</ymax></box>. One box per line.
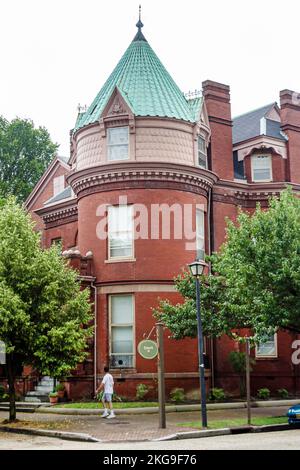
<box><xmin>189</xmin><ymin>260</ymin><xmax>208</xmax><ymax>428</ymax></box>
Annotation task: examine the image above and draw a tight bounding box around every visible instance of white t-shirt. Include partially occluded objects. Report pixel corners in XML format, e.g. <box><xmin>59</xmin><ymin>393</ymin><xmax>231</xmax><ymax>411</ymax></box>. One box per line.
<box><xmin>102</xmin><ymin>373</ymin><xmax>114</xmax><ymax>394</ymax></box>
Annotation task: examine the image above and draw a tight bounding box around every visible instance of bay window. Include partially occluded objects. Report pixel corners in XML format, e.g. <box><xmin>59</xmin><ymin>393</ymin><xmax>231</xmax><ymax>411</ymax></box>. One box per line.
<box><xmin>107</xmin><ymin>126</ymin><xmax>129</xmax><ymax>161</ymax></box>
<box><xmin>196</xmin><ymin>209</ymin><xmax>205</xmax><ymax>261</ymax></box>
<box><xmin>108</xmin><ymin>205</ymin><xmax>134</xmax><ymax>259</ymax></box>
<box><xmin>110</xmin><ymin>294</ymin><xmax>134</xmax><ymax>368</ymax></box>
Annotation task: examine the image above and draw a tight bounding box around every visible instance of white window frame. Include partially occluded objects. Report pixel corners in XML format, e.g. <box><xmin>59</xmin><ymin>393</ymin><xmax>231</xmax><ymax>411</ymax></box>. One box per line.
<box><xmin>198</xmin><ymin>136</ymin><xmax>208</xmax><ymax>169</ymax></box>
<box><xmin>255</xmin><ymin>333</ymin><xmax>278</xmax><ymax>358</ymax></box>
<box><xmin>107</xmin><ymin>205</ymin><xmax>134</xmax><ymax>261</ymax></box>
<box><xmin>196</xmin><ymin>209</ymin><xmax>205</xmax><ymax>261</ymax></box>
<box><xmin>107</xmin><ymin>126</ymin><xmax>129</xmax><ymax>162</ymax></box>
<box><xmin>251</xmin><ymin>155</ymin><xmax>272</xmax><ymax>182</ymax></box>
<box><xmin>53</xmin><ymin>175</ymin><xmax>65</xmax><ymax>196</ymax></box>
<box><xmin>109</xmin><ymin>294</ymin><xmax>135</xmax><ymax>369</ymax></box>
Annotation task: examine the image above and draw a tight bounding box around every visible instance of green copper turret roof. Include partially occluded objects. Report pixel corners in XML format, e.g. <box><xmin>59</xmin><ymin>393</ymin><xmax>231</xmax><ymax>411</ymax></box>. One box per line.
<box><xmin>74</xmin><ymin>21</ymin><xmax>202</xmax><ymax>132</ymax></box>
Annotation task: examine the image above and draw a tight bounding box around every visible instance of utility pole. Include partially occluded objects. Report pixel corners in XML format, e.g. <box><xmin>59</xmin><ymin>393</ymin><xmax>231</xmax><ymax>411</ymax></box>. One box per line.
<box><xmin>156</xmin><ymin>322</ymin><xmax>166</xmax><ymax>429</ymax></box>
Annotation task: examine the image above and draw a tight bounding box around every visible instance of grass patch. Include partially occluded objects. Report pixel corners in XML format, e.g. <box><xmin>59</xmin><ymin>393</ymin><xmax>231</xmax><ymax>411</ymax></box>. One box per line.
<box><xmin>178</xmin><ymin>416</ymin><xmax>287</xmax><ymax>429</ymax></box>
<box><xmin>55</xmin><ymin>402</ymin><xmax>158</xmax><ymax>409</ymax></box>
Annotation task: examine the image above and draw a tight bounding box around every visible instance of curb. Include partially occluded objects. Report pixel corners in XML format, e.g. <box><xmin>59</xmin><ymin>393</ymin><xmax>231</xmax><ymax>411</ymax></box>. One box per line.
<box><xmin>0</xmin><ymin>425</ymin><xmax>100</xmax><ymax>443</ymax></box>
<box><xmin>154</xmin><ymin>423</ymin><xmax>292</xmax><ymax>441</ymax></box>
<box><xmin>34</xmin><ymin>399</ymin><xmax>300</xmax><ymax>416</ymax></box>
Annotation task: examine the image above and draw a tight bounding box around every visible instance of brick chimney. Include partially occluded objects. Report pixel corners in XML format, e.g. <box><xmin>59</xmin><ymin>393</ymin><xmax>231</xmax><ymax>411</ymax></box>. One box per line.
<box><xmin>280</xmin><ymin>89</ymin><xmax>300</xmax><ymax>183</ymax></box>
<box><xmin>202</xmin><ymin>80</ymin><xmax>233</xmax><ymax>180</ymax></box>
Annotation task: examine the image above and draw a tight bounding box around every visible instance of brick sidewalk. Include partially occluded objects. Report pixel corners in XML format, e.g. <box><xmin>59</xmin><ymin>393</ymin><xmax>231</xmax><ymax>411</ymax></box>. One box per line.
<box><xmin>0</xmin><ymin>406</ymin><xmax>288</xmax><ymax>442</ymax></box>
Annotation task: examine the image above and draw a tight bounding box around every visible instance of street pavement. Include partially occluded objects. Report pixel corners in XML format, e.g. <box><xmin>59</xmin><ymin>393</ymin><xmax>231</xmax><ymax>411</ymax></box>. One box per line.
<box><xmin>0</xmin><ymin>405</ymin><xmax>291</xmax><ymax>443</ymax></box>
<box><xmin>0</xmin><ymin>429</ymin><xmax>300</xmax><ymax>450</ymax></box>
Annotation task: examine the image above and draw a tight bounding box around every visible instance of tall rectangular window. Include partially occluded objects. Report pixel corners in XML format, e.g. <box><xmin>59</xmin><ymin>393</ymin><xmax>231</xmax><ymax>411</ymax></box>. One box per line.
<box><xmin>53</xmin><ymin>175</ymin><xmax>65</xmax><ymax>196</ymax></box>
<box><xmin>110</xmin><ymin>294</ymin><xmax>134</xmax><ymax>368</ymax></box>
<box><xmin>198</xmin><ymin>137</ymin><xmax>207</xmax><ymax>169</ymax></box>
<box><xmin>108</xmin><ymin>205</ymin><xmax>134</xmax><ymax>259</ymax></box>
<box><xmin>107</xmin><ymin>127</ymin><xmax>129</xmax><ymax>161</ymax></box>
<box><xmin>196</xmin><ymin>209</ymin><xmax>205</xmax><ymax>261</ymax></box>
<box><xmin>256</xmin><ymin>334</ymin><xmax>277</xmax><ymax>358</ymax></box>
<box><xmin>252</xmin><ymin>155</ymin><xmax>272</xmax><ymax>182</ymax></box>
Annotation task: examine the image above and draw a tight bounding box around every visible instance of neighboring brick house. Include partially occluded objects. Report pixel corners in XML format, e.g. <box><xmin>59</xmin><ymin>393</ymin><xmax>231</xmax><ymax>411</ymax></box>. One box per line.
<box><xmin>24</xmin><ymin>18</ymin><xmax>300</xmax><ymax>399</ymax></box>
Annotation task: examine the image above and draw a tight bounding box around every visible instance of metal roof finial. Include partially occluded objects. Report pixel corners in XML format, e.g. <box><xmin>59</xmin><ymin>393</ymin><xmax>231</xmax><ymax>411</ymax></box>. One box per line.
<box><xmin>133</xmin><ymin>4</ymin><xmax>147</xmax><ymax>41</ymax></box>
<box><xmin>136</xmin><ymin>4</ymin><xmax>144</xmax><ymax>31</ymax></box>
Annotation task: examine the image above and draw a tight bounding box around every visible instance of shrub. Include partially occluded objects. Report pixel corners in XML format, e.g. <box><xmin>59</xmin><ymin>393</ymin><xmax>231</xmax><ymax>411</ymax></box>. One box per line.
<box><xmin>170</xmin><ymin>388</ymin><xmax>185</xmax><ymax>403</ymax></box>
<box><xmin>136</xmin><ymin>383</ymin><xmax>151</xmax><ymax>401</ymax></box>
<box><xmin>209</xmin><ymin>387</ymin><xmax>226</xmax><ymax>402</ymax></box>
<box><xmin>0</xmin><ymin>385</ymin><xmax>8</xmax><ymax>402</ymax></box>
<box><xmin>257</xmin><ymin>388</ymin><xmax>271</xmax><ymax>400</ymax></box>
<box><xmin>55</xmin><ymin>383</ymin><xmax>65</xmax><ymax>392</ymax></box>
<box><xmin>49</xmin><ymin>392</ymin><xmax>58</xmax><ymax>398</ymax></box>
<box><xmin>277</xmin><ymin>388</ymin><xmax>289</xmax><ymax>399</ymax></box>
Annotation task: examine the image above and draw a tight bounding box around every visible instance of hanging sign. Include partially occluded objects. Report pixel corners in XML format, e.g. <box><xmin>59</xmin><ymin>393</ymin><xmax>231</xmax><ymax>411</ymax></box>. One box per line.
<box><xmin>138</xmin><ymin>340</ymin><xmax>158</xmax><ymax>360</ymax></box>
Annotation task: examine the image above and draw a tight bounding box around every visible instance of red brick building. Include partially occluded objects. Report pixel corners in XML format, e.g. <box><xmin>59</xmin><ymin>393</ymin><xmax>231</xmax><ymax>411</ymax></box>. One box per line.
<box><xmin>25</xmin><ymin>18</ymin><xmax>300</xmax><ymax>399</ymax></box>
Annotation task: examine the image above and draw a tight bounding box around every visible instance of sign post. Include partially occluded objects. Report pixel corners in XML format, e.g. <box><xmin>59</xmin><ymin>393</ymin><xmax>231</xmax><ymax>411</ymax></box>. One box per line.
<box><xmin>156</xmin><ymin>322</ymin><xmax>166</xmax><ymax>429</ymax></box>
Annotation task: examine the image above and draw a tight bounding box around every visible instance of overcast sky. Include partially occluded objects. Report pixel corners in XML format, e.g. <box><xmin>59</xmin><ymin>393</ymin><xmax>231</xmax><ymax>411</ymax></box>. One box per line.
<box><xmin>1</xmin><ymin>0</ymin><xmax>299</xmax><ymax>157</ymax></box>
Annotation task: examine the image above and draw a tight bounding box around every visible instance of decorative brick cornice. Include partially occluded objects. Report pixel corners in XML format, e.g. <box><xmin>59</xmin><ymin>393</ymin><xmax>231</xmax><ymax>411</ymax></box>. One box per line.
<box><xmin>35</xmin><ymin>201</ymin><xmax>78</xmax><ymax>228</ymax></box>
<box><xmin>213</xmin><ymin>180</ymin><xmax>300</xmax><ymax>207</ymax></box>
<box><xmin>67</xmin><ymin>162</ymin><xmax>218</xmax><ymax>200</ymax></box>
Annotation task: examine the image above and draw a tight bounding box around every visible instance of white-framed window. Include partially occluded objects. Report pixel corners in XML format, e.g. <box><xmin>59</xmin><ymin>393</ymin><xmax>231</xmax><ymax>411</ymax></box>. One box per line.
<box><xmin>256</xmin><ymin>333</ymin><xmax>278</xmax><ymax>358</ymax></box>
<box><xmin>53</xmin><ymin>175</ymin><xmax>65</xmax><ymax>196</ymax></box>
<box><xmin>107</xmin><ymin>126</ymin><xmax>129</xmax><ymax>161</ymax></box>
<box><xmin>198</xmin><ymin>136</ymin><xmax>207</xmax><ymax>169</ymax></box>
<box><xmin>108</xmin><ymin>205</ymin><xmax>134</xmax><ymax>260</ymax></box>
<box><xmin>196</xmin><ymin>209</ymin><xmax>205</xmax><ymax>261</ymax></box>
<box><xmin>252</xmin><ymin>155</ymin><xmax>272</xmax><ymax>182</ymax></box>
<box><xmin>110</xmin><ymin>294</ymin><xmax>134</xmax><ymax>368</ymax></box>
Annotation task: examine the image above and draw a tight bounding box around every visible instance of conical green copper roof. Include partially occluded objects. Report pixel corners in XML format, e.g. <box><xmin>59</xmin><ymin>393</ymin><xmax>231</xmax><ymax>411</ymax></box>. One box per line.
<box><xmin>74</xmin><ymin>22</ymin><xmax>202</xmax><ymax>132</ymax></box>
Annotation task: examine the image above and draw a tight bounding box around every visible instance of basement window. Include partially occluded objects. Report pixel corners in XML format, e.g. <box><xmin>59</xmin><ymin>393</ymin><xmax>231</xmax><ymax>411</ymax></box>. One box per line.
<box><xmin>107</xmin><ymin>126</ymin><xmax>129</xmax><ymax>161</ymax></box>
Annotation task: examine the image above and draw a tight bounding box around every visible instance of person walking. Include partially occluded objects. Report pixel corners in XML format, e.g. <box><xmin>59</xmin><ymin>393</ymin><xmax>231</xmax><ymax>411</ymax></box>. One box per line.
<box><xmin>96</xmin><ymin>366</ymin><xmax>115</xmax><ymax>419</ymax></box>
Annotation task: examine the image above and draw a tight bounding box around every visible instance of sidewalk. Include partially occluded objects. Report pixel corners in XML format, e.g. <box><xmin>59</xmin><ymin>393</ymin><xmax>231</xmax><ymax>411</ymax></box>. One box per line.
<box><xmin>0</xmin><ymin>405</ymin><xmax>291</xmax><ymax>442</ymax></box>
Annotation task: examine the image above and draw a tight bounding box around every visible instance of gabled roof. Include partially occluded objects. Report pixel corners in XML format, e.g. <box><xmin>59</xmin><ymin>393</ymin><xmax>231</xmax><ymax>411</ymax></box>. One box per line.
<box><xmin>74</xmin><ymin>20</ymin><xmax>199</xmax><ymax>131</ymax></box>
<box><xmin>25</xmin><ymin>155</ymin><xmax>70</xmax><ymax>210</ymax></box>
<box><xmin>44</xmin><ymin>186</ymin><xmax>74</xmax><ymax>206</ymax></box>
<box><xmin>233</xmin><ymin>103</ymin><xmax>286</xmax><ymax>145</ymax></box>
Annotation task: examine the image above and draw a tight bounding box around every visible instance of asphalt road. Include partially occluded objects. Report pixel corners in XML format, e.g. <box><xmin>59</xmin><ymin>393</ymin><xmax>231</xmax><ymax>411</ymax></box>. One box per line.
<box><xmin>0</xmin><ymin>429</ymin><xmax>300</xmax><ymax>450</ymax></box>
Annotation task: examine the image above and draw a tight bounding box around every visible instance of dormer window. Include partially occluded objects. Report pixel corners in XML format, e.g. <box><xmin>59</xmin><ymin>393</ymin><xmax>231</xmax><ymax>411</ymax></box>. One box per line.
<box><xmin>107</xmin><ymin>127</ymin><xmax>129</xmax><ymax>161</ymax></box>
<box><xmin>252</xmin><ymin>155</ymin><xmax>272</xmax><ymax>182</ymax></box>
<box><xmin>53</xmin><ymin>175</ymin><xmax>65</xmax><ymax>196</ymax></box>
<box><xmin>198</xmin><ymin>136</ymin><xmax>207</xmax><ymax>169</ymax></box>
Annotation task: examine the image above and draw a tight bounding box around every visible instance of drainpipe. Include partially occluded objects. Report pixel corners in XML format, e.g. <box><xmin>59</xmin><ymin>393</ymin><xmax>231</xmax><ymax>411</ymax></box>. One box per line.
<box><xmin>91</xmin><ymin>281</ymin><xmax>97</xmax><ymax>396</ymax></box>
<box><xmin>207</xmin><ymin>185</ymin><xmax>215</xmax><ymax>389</ymax></box>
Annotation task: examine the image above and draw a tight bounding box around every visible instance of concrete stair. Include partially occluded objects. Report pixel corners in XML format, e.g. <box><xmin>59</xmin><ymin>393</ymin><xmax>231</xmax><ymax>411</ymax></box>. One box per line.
<box><xmin>25</xmin><ymin>376</ymin><xmax>55</xmax><ymax>403</ymax></box>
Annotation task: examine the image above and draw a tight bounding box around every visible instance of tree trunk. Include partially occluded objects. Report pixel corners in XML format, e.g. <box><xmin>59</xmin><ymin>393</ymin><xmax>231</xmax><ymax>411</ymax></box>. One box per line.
<box><xmin>6</xmin><ymin>353</ymin><xmax>16</xmax><ymax>422</ymax></box>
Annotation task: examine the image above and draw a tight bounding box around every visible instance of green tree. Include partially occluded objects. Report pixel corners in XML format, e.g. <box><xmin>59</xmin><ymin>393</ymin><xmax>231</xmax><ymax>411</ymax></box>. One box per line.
<box><xmin>154</xmin><ymin>188</ymin><xmax>300</xmax><ymax>341</ymax></box>
<box><xmin>0</xmin><ymin>116</ymin><xmax>58</xmax><ymax>202</ymax></box>
<box><xmin>0</xmin><ymin>199</ymin><xmax>92</xmax><ymax>421</ymax></box>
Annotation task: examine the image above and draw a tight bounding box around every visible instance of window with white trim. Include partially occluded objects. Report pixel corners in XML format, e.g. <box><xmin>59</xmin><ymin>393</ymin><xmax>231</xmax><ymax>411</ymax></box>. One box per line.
<box><xmin>198</xmin><ymin>136</ymin><xmax>207</xmax><ymax>169</ymax></box>
<box><xmin>252</xmin><ymin>155</ymin><xmax>272</xmax><ymax>182</ymax></box>
<box><xmin>256</xmin><ymin>334</ymin><xmax>277</xmax><ymax>358</ymax></box>
<box><xmin>107</xmin><ymin>127</ymin><xmax>129</xmax><ymax>161</ymax></box>
<box><xmin>196</xmin><ymin>209</ymin><xmax>205</xmax><ymax>261</ymax></box>
<box><xmin>53</xmin><ymin>175</ymin><xmax>65</xmax><ymax>196</ymax></box>
<box><xmin>108</xmin><ymin>205</ymin><xmax>134</xmax><ymax>259</ymax></box>
<box><xmin>110</xmin><ymin>294</ymin><xmax>134</xmax><ymax>368</ymax></box>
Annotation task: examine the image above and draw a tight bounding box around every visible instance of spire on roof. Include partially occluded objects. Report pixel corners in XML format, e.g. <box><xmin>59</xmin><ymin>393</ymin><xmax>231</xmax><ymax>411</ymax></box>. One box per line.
<box><xmin>133</xmin><ymin>5</ymin><xmax>147</xmax><ymax>42</ymax></box>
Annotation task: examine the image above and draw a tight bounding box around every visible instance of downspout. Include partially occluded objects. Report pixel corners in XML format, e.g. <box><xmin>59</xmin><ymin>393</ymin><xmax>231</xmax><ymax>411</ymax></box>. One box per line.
<box><xmin>207</xmin><ymin>185</ymin><xmax>215</xmax><ymax>389</ymax></box>
<box><xmin>91</xmin><ymin>281</ymin><xmax>97</xmax><ymax>396</ymax></box>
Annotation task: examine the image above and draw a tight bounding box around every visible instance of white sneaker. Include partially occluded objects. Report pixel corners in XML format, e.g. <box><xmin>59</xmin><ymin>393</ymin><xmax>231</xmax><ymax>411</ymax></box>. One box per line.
<box><xmin>101</xmin><ymin>410</ymin><xmax>109</xmax><ymax>418</ymax></box>
<box><xmin>107</xmin><ymin>412</ymin><xmax>116</xmax><ymax>419</ymax></box>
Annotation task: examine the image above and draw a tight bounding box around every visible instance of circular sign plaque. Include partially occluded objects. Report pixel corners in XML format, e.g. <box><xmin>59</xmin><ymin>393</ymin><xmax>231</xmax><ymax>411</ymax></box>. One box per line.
<box><xmin>138</xmin><ymin>340</ymin><xmax>158</xmax><ymax>360</ymax></box>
